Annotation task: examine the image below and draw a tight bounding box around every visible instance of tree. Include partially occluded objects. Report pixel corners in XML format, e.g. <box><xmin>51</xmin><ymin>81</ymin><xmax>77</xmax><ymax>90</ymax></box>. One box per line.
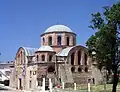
<box><xmin>86</xmin><ymin>2</ymin><xmax>120</xmax><ymax>92</ymax></box>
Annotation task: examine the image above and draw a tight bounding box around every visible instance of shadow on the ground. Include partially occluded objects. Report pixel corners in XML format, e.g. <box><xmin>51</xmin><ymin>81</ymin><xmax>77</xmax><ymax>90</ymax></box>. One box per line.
<box><xmin>0</xmin><ymin>87</ymin><xmax>9</xmax><ymax>90</ymax></box>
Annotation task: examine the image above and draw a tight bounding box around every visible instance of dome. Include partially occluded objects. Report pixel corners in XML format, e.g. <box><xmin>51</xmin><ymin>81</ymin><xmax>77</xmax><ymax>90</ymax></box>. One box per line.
<box><xmin>36</xmin><ymin>46</ymin><xmax>54</xmax><ymax>52</ymax></box>
<box><xmin>44</xmin><ymin>25</ymin><xmax>73</xmax><ymax>33</ymax></box>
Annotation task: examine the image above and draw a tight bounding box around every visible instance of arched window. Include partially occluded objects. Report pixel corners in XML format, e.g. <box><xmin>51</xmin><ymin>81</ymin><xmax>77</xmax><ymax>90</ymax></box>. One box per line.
<box><xmin>37</xmin><ymin>55</ymin><xmax>39</xmax><ymax>61</ymax></box>
<box><xmin>41</xmin><ymin>55</ymin><xmax>45</xmax><ymax>61</ymax></box>
<box><xmin>57</xmin><ymin>36</ymin><xmax>61</xmax><ymax>46</ymax></box>
<box><xmin>43</xmin><ymin>37</ymin><xmax>45</xmax><ymax>45</ymax></box>
<box><xmin>78</xmin><ymin>51</ymin><xmax>81</xmax><ymax>65</ymax></box>
<box><xmin>49</xmin><ymin>55</ymin><xmax>52</xmax><ymax>62</ymax></box>
<box><xmin>48</xmin><ymin>36</ymin><xmax>52</xmax><ymax>45</ymax></box>
<box><xmin>85</xmin><ymin>54</ymin><xmax>87</xmax><ymax>65</ymax></box>
<box><xmin>21</xmin><ymin>51</ymin><xmax>22</xmax><ymax>64</ymax></box>
<box><xmin>71</xmin><ymin>53</ymin><xmax>74</xmax><ymax>65</ymax></box>
<box><xmin>66</xmin><ymin>37</ymin><xmax>69</xmax><ymax>46</ymax></box>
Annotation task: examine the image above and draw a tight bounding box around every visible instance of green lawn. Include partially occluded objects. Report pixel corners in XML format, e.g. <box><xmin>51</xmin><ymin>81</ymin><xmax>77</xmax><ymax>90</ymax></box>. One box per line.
<box><xmin>75</xmin><ymin>84</ymin><xmax>120</xmax><ymax>92</ymax></box>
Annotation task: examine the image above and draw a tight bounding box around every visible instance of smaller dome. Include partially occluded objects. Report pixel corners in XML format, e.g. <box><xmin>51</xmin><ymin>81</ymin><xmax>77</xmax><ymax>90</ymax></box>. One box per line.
<box><xmin>44</xmin><ymin>25</ymin><xmax>73</xmax><ymax>33</ymax></box>
<box><xmin>36</xmin><ymin>46</ymin><xmax>54</xmax><ymax>52</ymax></box>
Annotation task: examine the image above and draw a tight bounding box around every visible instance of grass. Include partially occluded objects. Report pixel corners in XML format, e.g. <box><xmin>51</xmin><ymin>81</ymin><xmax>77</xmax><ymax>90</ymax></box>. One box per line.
<box><xmin>77</xmin><ymin>84</ymin><xmax>120</xmax><ymax>92</ymax></box>
<box><xmin>64</xmin><ymin>84</ymin><xmax>120</xmax><ymax>92</ymax></box>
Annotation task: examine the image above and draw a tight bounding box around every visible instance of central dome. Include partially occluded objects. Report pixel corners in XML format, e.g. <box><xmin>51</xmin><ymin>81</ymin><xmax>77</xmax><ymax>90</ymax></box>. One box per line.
<box><xmin>44</xmin><ymin>25</ymin><xmax>73</xmax><ymax>33</ymax></box>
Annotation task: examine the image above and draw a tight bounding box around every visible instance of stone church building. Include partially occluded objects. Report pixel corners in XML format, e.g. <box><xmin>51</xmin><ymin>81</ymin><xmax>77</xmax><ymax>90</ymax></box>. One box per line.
<box><xmin>10</xmin><ymin>24</ymin><xmax>102</xmax><ymax>90</ymax></box>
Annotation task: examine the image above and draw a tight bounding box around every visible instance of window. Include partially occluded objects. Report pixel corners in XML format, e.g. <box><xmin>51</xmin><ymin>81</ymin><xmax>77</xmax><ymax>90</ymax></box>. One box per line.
<box><xmin>66</xmin><ymin>37</ymin><xmax>69</xmax><ymax>46</ymax></box>
<box><xmin>21</xmin><ymin>51</ymin><xmax>22</xmax><ymax>64</ymax></box>
<box><xmin>43</xmin><ymin>37</ymin><xmax>45</xmax><ymax>45</ymax></box>
<box><xmin>41</xmin><ymin>55</ymin><xmax>45</xmax><ymax>61</ymax></box>
<box><xmin>37</xmin><ymin>55</ymin><xmax>39</xmax><ymax>61</ymax></box>
<box><xmin>29</xmin><ymin>80</ymin><xmax>32</xmax><ymax>88</ymax></box>
<box><xmin>71</xmin><ymin>53</ymin><xmax>74</xmax><ymax>65</ymax></box>
<box><xmin>78</xmin><ymin>51</ymin><xmax>81</xmax><ymax>65</ymax></box>
<box><xmin>49</xmin><ymin>55</ymin><xmax>52</xmax><ymax>62</ymax></box>
<box><xmin>33</xmin><ymin>71</ymin><xmax>36</xmax><ymax>75</ymax></box>
<box><xmin>57</xmin><ymin>36</ymin><xmax>61</xmax><ymax>46</ymax></box>
<box><xmin>30</xmin><ymin>71</ymin><xmax>32</xmax><ymax>78</ymax></box>
<box><xmin>48</xmin><ymin>36</ymin><xmax>52</xmax><ymax>45</ymax></box>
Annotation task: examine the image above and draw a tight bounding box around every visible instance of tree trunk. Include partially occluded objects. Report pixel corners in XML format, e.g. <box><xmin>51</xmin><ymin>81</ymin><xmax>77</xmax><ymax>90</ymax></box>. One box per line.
<box><xmin>112</xmin><ymin>70</ymin><xmax>119</xmax><ymax>92</ymax></box>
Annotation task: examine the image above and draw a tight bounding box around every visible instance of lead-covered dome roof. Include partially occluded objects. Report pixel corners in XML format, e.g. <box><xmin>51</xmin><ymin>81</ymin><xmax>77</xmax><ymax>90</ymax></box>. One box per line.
<box><xmin>36</xmin><ymin>46</ymin><xmax>54</xmax><ymax>52</ymax></box>
<box><xmin>44</xmin><ymin>25</ymin><xmax>73</xmax><ymax>33</ymax></box>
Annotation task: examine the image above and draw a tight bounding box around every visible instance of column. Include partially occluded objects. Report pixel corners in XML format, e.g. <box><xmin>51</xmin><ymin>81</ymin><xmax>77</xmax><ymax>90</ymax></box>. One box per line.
<box><xmin>62</xmin><ymin>33</ymin><xmax>66</xmax><ymax>46</ymax></box>
<box><xmin>36</xmin><ymin>80</ymin><xmax>38</xmax><ymax>88</ymax></box>
<box><xmin>88</xmin><ymin>82</ymin><xmax>91</xmax><ymax>92</ymax></box>
<box><xmin>87</xmin><ymin>57</ymin><xmax>90</xmax><ymax>65</ymax></box>
<box><xmin>42</xmin><ymin>78</ymin><xmax>45</xmax><ymax>92</ymax></box>
<box><xmin>74</xmin><ymin>83</ymin><xmax>76</xmax><ymax>90</ymax></box>
<box><xmin>80</xmin><ymin>50</ymin><xmax>85</xmax><ymax>65</ymax></box>
<box><xmin>69</xmin><ymin>36</ymin><xmax>73</xmax><ymax>46</ymax></box>
<box><xmin>46</xmin><ymin>35</ymin><xmax>48</xmax><ymax>45</ymax></box>
<box><xmin>53</xmin><ymin>33</ymin><xmax>56</xmax><ymax>46</ymax></box>
<box><xmin>62</xmin><ymin>82</ymin><xmax>64</xmax><ymax>89</ymax></box>
<box><xmin>49</xmin><ymin>78</ymin><xmax>52</xmax><ymax>92</ymax></box>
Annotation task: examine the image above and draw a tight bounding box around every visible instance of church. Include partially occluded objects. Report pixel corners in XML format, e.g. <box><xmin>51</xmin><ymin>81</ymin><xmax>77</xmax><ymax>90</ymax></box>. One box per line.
<box><xmin>10</xmin><ymin>24</ymin><xmax>102</xmax><ymax>90</ymax></box>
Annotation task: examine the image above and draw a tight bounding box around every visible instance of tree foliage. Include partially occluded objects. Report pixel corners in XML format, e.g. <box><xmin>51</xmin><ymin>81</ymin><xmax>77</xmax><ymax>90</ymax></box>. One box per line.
<box><xmin>86</xmin><ymin>2</ymin><xmax>120</xmax><ymax>92</ymax></box>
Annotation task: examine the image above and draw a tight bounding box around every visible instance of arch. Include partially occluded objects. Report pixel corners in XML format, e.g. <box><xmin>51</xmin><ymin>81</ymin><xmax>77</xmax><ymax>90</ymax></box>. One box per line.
<box><xmin>78</xmin><ymin>51</ymin><xmax>81</xmax><ymax>65</ymax></box>
<box><xmin>49</xmin><ymin>55</ymin><xmax>52</xmax><ymax>62</ymax></box>
<box><xmin>71</xmin><ymin>52</ymin><xmax>74</xmax><ymax>65</ymax></box>
<box><xmin>16</xmin><ymin>47</ymin><xmax>37</xmax><ymax>58</ymax></box>
<box><xmin>66</xmin><ymin>37</ymin><xmax>69</xmax><ymax>46</ymax></box>
<box><xmin>57</xmin><ymin>35</ymin><xmax>61</xmax><ymax>46</ymax></box>
<box><xmin>41</xmin><ymin>55</ymin><xmax>45</xmax><ymax>61</ymax></box>
<box><xmin>84</xmin><ymin>53</ymin><xmax>87</xmax><ymax>65</ymax></box>
<box><xmin>48</xmin><ymin>36</ymin><xmax>52</xmax><ymax>45</ymax></box>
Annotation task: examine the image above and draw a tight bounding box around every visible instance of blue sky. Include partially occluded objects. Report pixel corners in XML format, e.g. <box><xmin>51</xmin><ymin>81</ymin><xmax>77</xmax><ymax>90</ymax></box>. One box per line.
<box><xmin>0</xmin><ymin>0</ymin><xmax>119</xmax><ymax>62</ymax></box>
